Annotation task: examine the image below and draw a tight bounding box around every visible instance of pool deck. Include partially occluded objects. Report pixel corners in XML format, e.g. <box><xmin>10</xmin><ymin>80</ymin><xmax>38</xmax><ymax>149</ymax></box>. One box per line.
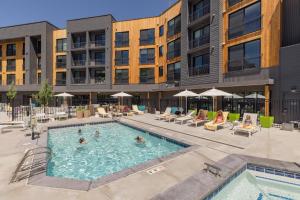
<box><xmin>0</xmin><ymin>113</ymin><xmax>300</xmax><ymax>200</ymax></box>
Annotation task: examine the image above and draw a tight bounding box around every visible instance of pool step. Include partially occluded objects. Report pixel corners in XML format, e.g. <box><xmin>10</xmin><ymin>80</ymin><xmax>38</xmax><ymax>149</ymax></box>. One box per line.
<box><xmin>146</xmin><ymin>166</ymin><xmax>165</xmax><ymax>175</ymax></box>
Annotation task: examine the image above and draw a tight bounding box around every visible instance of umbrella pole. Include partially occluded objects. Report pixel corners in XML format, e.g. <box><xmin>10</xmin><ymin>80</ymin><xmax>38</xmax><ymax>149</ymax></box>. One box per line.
<box><xmin>186</xmin><ymin>96</ymin><xmax>187</xmax><ymax>115</ymax></box>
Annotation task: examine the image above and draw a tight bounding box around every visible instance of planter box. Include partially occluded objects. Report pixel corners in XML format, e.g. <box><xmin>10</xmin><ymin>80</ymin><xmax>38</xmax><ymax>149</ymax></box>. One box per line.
<box><xmin>76</xmin><ymin>111</ymin><xmax>84</xmax><ymax>119</ymax></box>
<box><xmin>228</xmin><ymin>113</ymin><xmax>240</xmax><ymax>122</ymax></box>
<box><xmin>84</xmin><ymin>110</ymin><xmax>91</xmax><ymax>118</ymax></box>
<box><xmin>260</xmin><ymin>116</ymin><xmax>274</xmax><ymax>128</ymax></box>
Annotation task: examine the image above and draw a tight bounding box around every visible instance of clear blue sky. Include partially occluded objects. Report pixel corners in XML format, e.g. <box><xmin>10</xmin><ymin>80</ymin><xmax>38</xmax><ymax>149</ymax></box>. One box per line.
<box><xmin>0</xmin><ymin>0</ymin><xmax>177</xmax><ymax>28</ymax></box>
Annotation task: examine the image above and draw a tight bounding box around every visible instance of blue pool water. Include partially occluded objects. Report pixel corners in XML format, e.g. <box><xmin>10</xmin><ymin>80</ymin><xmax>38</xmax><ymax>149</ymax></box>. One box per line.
<box><xmin>46</xmin><ymin>122</ymin><xmax>186</xmax><ymax>180</ymax></box>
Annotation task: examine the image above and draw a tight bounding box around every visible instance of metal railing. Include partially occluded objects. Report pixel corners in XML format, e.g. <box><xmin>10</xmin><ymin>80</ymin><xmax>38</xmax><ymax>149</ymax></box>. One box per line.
<box><xmin>55</xmin><ymin>80</ymin><xmax>66</xmax><ymax>86</ymax></box>
<box><xmin>140</xmin><ymin>56</ymin><xmax>155</xmax><ymax>65</ymax></box>
<box><xmin>89</xmin><ymin>40</ymin><xmax>105</xmax><ymax>47</ymax></box>
<box><xmin>115</xmin><ymin>58</ymin><xmax>129</xmax><ymax>66</ymax></box>
<box><xmin>167</xmin><ymin>49</ymin><xmax>181</xmax><ymax>60</ymax></box>
<box><xmin>227</xmin><ymin>57</ymin><xmax>261</xmax><ymax>72</ymax></box>
<box><xmin>6</xmin><ymin>65</ymin><xmax>16</xmax><ymax>71</ymax></box>
<box><xmin>139</xmin><ymin>76</ymin><xmax>155</xmax><ymax>84</ymax></box>
<box><xmin>89</xmin><ymin>59</ymin><xmax>105</xmax><ymax>66</ymax></box>
<box><xmin>72</xmin><ymin>60</ymin><xmax>86</xmax><ymax>66</ymax></box>
<box><xmin>139</xmin><ymin>38</ymin><xmax>155</xmax><ymax>46</ymax></box>
<box><xmin>56</xmin><ymin>61</ymin><xmax>66</xmax><ymax>68</ymax></box>
<box><xmin>72</xmin><ymin>42</ymin><xmax>86</xmax><ymax>49</ymax></box>
<box><xmin>71</xmin><ymin>78</ymin><xmax>86</xmax><ymax>84</ymax></box>
<box><xmin>189</xmin><ymin>64</ymin><xmax>210</xmax><ymax>76</ymax></box>
<box><xmin>115</xmin><ymin>40</ymin><xmax>129</xmax><ymax>47</ymax></box>
<box><xmin>189</xmin><ymin>36</ymin><xmax>210</xmax><ymax>49</ymax></box>
<box><xmin>189</xmin><ymin>4</ymin><xmax>210</xmax><ymax>22</ymax></box>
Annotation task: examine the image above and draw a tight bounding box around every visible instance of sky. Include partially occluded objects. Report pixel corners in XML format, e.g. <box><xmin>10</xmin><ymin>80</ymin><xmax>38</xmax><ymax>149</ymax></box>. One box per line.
<box><xmin>0</xmin><ymin>0</ymin><xmax>177</xmax><ymax>28</ymax></box>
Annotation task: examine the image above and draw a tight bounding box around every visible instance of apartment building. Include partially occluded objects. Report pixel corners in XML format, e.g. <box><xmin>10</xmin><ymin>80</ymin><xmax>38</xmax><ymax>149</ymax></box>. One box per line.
<box><xmin>0</xmin><ymin>0</ymin><xmax>299</xmax><ymax>121</ymax></box>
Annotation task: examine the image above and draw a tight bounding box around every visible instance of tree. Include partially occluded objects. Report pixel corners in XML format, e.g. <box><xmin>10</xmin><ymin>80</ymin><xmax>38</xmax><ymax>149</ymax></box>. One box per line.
<box><xmin>7</xmin><ymin>83</ymin><xmax>17</xmax><ymax>121</ymax></box>
<box><xmin>34</xmin><ymin>80</ymin><xmax>53</xmax><ymax>111</ymax></box>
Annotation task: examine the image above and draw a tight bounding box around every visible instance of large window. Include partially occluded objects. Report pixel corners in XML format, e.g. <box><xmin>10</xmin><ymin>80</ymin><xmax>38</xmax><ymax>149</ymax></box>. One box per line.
<box><xmin>6</xmin><ymin>44</ymin><xmax>16</xmax><ymax>56</ymax></box>
<box><xmin>90</xmin><ymin>68</ymin><xmax>105</xmax><ymax>84</ymax></box>
<box><xmin>93</xmin><ymin>51</ymin><xmax>105</xmax><ymax>65</ymax></box>
<box><xmin>37</xmin><ymin>56</ymin><xmax>41</xmax><ymax>69</ymax></box>
<box><xmin>189</xmin><ymin>53</ymin><xmax>210</xmax><ymax>76</ymax></box>
<box><xmin>228</xmin><ymin>39</ymin><xmax>261</xmax><ymax>72</ymax></box>
<box><xmin>115</xmin><ymin>50</ymin><xmax>129</xmax><ymax>66</ymax></box>
<box><xmin>72</xmin><ymin>69</ymin><xmax>86</xmax><ymax>84</ymax></box>
<box><xmin>115</xmin><ymin>32</ymin><xmax>129</xmax><ymax>47</ymax></box>
<box><xmin>228</xmin><ymin>1</ymin><xmax>261</xmax><ymax>39</ymax></box>
<box><xmin>36</xmin><ymin>40</ymin><xmax>41</xmax><ymax>54</ymax></box>
<box><xmin>167</xmin><ymin>62</ymin><xmax>181</xmax><ymax>82</ymax></box>
<box><xmin>140</xmin><ymin>29</ymin><xmax>155</xmax><ymax>45</ymax></box>
<box><xmin>56</xmin><ymin>72</ymin><xmax>66</xmax><ymax>86</ymax></box>
<box><xmin>115</xmin><ymin>69</ymin><xmax>129</xmax><ymax>84</ymax></box>
<box><xmin>0</xmin><ymin>45</ymin><xmax>2</xmax><ymax>57</ymax></box>
<box><xmin>22</xmin><ymin>73</ymin><xmax>25</xmax><ymax>85</ymax></box>
<box><xmin>56</xmin><ymin>39</ymin><xmax>67</xmax><ymax>52</ymax></box>
<box><xmin>6</xmin><ymin>74</ymin><xmax>15</xmax><ymax>85</ymax></box>
<box><xmin>140</xmin><ymin>48</ymin><xmax>155</xmax><ymax>64</ymax></box>
<box><xmin>167</xmin><ymin>15</ymin><xmax>181</xmax><ymax>37</ymax></box>
<box><xmin>159</xmin><ymin>46</ymin><xmax>163</xmax><ymax>57</ymax></box>
<box><xmin>159</xmin><ymin>66</ymin><xmax>163</xmax><ymax>77</ymax></box>
<box><xmin>159</xmin><ymin>25</ymin><xmax>164</xmax><ymax>37</ymax></box>
<box><xmin>37</xmin><ymin>73</ymin><xmax>41</xmax><ymax>84</ymax></box>
<box><xmin>0</xmin><ymin>60</ymin><xmax>2</xmax><ymax>71</ymax></box>
<box><xmin>72</xmin><ymin>34</ymin><xmax>86</xmax><ymax>49</ymax></box>
<box><xmin>228</xmin><ymin>0</ymin><xmax>242</xmax><ymax>7</ymax></box>
<box><xmin>140</xmin><ymin>68</ymin><xmax>155</xmax><ymax>84</ymax></box>
<box><xmin>6</xmin><ymin>59</ymin><xmax>16</xmax><ymax>71</ymax></box>
<box><xmin>56</xmin><ymin>55</ymin><xmax>66</xmax><ymax>68</ymax></box>
<box><xmin>190</xmin><ymin>25</ymin><xmax>210</xmax><ymax>49</ymax></box>
<box><xmin>72</xmin><ymin>53</ymin><xmax>86</xmax><ymax>66</ymax></box>
<box><xmin>91</xmin><ymin>32</ymin><xmax>105</xmax><ymax>46</ymax></box>
<box><xmin>167</xmin><ymin>39</ymin><xmax>181</xmax><ymax>60</ymax></box>
<box><xmin>0</xmin><ymin>74</ymin><xmax>2</xmax><ymax>85</ymax></box>
<box><xmin>190</xmin><ymin>0</ymin><xmax>210</xmax><ymax>22</ymax></box>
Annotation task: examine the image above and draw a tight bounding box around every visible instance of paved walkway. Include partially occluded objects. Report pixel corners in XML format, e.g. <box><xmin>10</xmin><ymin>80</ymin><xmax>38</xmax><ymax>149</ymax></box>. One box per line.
<box><xmin>0</xmin><ymin>114</ymin><xmax>299</xmax><ymax>199</ymax></box>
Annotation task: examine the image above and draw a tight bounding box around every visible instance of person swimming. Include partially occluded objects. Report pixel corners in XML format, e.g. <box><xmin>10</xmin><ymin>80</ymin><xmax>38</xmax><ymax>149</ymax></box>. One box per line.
<box><xmin>78</xmin><ymin>128</ymin><xmax>82</xmax><ymax>135</ymax></box>
<box><xmin>94</xmin><ymin>130</ymin><xmax>100</xmax><ymax>138</ymax></box>
<box><xmin>79</xmin><ymin>137</ymin><xmax>87</xmax><ymax>144</ymax></box>
<box><xmin>135</xmin><ymin>136</ymin><xmax>145</xmax><ymax>144</ymax></box>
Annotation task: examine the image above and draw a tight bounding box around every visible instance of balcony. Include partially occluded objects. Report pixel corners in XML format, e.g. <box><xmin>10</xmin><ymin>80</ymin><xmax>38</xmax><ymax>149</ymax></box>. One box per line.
<box><xmin>140</xmin><ymin>56</ymin><xmax>155</xmax><ymax>65</ymax></box>
<box><xmin>89</xmin><ymin>59</ymin><xmax>105</xmax><ymax>66</ymax></box>
<box><xmin>56</xmin><ymin>80</ymin><xmax>66</xmax><ymax>86</ymax></box>
<box><xmin>189</xmin><ymin>64</ymin><xmax>209</xmax><ymax>76</ymax></box>
<box><xmin>167</xmin><ymin>49</ymin><xmax>181</xmax><ymax>60</ymax></box>
<box><xmin>227</xmin><ymin>56</ymin><xmax>261</xmax><ymax>72</ymax></box>
<box><xmin>71</xmin><ymin>77</ymin><xmax>86</xmax><ymax>84</ymax></box>
<box><xmin>140</xmin><ymin>76</ymin><xmax>155</xmax><ymax>84</ymax></box>
<box><xmin>115</xmin><ymin>58</ymin><xmax>129</xmax><ymax>66</ymax></box>
<box><xmin>71</xmin><ymin>42</ymin><xmax>86</xmax><ymax>49</ymax></box>
<box><xmin>189</xmin><ymin>4</ymin><xmax>210</xmax><ymax>23</ymax></box>
<box><xmin>189</xmin><ymin>36</ymin><xmax>210</xmax><ymax>49</ymax></box>
<box><xmin>72</xmin><ymin>60</ymin><xmax>86</xmax><ymax>66</ymax></box>
<box><xmin>115</xmin><ymin>40</ymin><xmax>129</xmax><ymax>48</ymax></box>
<box><xmin>89</xmin><ymin>40</ymin><xmax>105</xmax><ymax>48</ymax></box>
<box><xmin>56</xmin><ymin>61</ymin><xmax>66</xmax><ymax>68</ymax></box>
<box><xmin>228</xmin><ymin>16</ymin><xmax>262</xmax><ymax>40</ymax></box>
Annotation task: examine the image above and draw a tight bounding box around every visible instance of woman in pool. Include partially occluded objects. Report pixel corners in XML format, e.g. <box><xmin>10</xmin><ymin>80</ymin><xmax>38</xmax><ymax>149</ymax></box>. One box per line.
<box><xmin>79</xmin><ymin>137</ymin><xmax>87</xmax><ymax>144</ymax></box>
<box><xmin>135</xmin><ymin>136</ymin><xmax>145</xmax><ymax>144</ymax></box>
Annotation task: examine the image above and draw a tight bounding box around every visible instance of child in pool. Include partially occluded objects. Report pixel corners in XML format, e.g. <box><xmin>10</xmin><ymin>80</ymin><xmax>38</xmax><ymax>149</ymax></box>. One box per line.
<box><xmin>135</xmin><ymin>136</ymin><xmax>145</xmax><ymax>144</ymax></box>
<box><xmin>79</xmin><ymin>137</ymin><xmax>87</xmax><ymax>144</ymax></box>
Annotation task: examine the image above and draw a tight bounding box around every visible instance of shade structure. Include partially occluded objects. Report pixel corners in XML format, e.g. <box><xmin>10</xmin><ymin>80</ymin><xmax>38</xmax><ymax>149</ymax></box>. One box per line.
<box><xmin>174</xmin><ymin>89</ymin><xmax>198</xmax><ymax>114</ymax></box>
<box><xmin>245</xmin><ymin>93</ymin><xmax>265</xmax><ymax>99</ymax></box>
<box><xmin>54</xmin><ymin>92</ymin><xmax>74</xmax><ymax>97</ymax></box>
<box><xmin>224</xmin><ymin>93</ymin><xmax>243</xmax><ymax>99</ymax></box>
<box><xmin>199</xmin><ymin>88</ymin><xmax>232</xmax><ymax>111</ymax></box>
<box><xmin>111</xmin><ymin>92</ymin><xmax>132</xmax><ymax>108</ymax></box>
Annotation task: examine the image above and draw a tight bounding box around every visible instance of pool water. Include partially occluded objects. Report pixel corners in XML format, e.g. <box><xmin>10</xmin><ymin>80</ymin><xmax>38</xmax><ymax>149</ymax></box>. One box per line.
<box><xmin>47</xmin><ymin>122</ymin><xmax>185</xmax><ymax>180</ymax></box>
<box><xmin>212</xmin><ymin>170</ymin><xmax>300</xmax><ymax>200</ymax></box>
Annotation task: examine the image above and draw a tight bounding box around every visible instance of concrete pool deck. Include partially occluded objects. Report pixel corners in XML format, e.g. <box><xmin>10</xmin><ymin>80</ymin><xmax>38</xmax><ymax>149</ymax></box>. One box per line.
<box><xmin>0</xmin><ymin>113</ymin><xmax>300</xmax><ymax>199</ymax></box>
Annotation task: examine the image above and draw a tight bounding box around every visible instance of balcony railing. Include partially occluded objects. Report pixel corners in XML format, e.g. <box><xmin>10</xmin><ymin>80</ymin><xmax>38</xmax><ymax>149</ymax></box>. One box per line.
<box><xmin>139</xmin><ymin>56</ymin><xmax>155</xmax><ymax>65</ymax></box>
<box><xmin>6</xmin><ymin>51</ymin><xmax>16</xmax><ymax>57</ymax></box>
<box><xmin>227</xmin><ymin>56</ymin><xmax>261</xmax><ymax>72</ymax></box>
<box><xmin>89</xmin><ymin>59</ymin><xmax>105</xmax><ymax>66</ymax></box>
<box><xmin>115</xmin><ymin>58</ymin><xmax>129</xmax><ymax>66</ymax></box>
<box><xmin>56</xmin><ymin>80</ymin><xmax>66</xmax><ymax>86</ymax></box>
<box><xmin>139</xmin><ymin>38</ymin><xmax>155</xmax><ymax>46</ymax></box>
<box><xmin>72</xmin><ymin>42</ymin><xmax>86</xmax><ymax>49</ymax></box>
<box><xmin>167</xmin><ymin>49</ymin><xmax>181</xmax><ymax>60</ymax></box>
<box><xmin>56</xmin><ymin>61</ymin><xmax>66</xmax><ymax>68</ymax></box>
<box><xmin>115</xmin><ymin>78</ymin><xmax>129</xmax><ymax>85</ymax></box>
<box><xmin>6</xmin><ymin>65</ymin><xmax>16</xmax><ymax>71</ymax></box>
<box><xmin>167</xmin><ymin>27</ymin><xmax>181</xmax><ymax>38</ymax></box>
<box><xmin>140</xmin><ymin>76</ymin><xmax>155</xmax><ymax>84</ymax></box>
<box><xmin>189</xmin><ymin>4</ymin><xmax>210</xmax><ymax>22</ymax></box>
<box><xmin>72</xmin><ymin>78</ymin><xmax>86</xmax><ymax>84</ymax></box>
<box><xmin>89</xmin><ymin>40</ymin><xmax>105</xmax><ymax>47</ymax></box>
<box><xmin>189</xmin><ymin>64</ymin><xmax>210</xmax><ymax>76</ymax></box>
<box><xmin>228</xmin><ymin>16</ymin><xmax>262</xmax><ymax>40</ymax></box>
<box><xmin>189</xmin><ymin>36</ymin><xmax>210</xmax><ymax>49</ymax></box>
<box><xmin>72</xmin><ymin>60</ymin><xmax>86</xmax><ymax>66</ymax></box>
<box><xmin>115</xmin><ymin>40</ymin><xmax>129</xmax><ymax>48</ymax></box>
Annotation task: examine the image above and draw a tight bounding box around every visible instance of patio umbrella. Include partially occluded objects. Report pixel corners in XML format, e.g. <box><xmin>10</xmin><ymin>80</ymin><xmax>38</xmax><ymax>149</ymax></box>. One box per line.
<box><xmin>54</xmin><ymin>92</ymin><xmax>74</xmax><ymax>106</ymax></box>
<box><xmin>224</xmin><ymin>93</ymin><xmax>243</xmax><ymax>99</ymax></box>
<box><xmin>199</xmin><ymin>87</ymin><xmax>232</xmax><ymax>111</ymax></box>
<box><xmin>245</xmin><ymin>93</ymin><xmax>265</xmax><ymax>112</ymax></box>
<box><xmin>174</xmin><ymin>89</ymin><xmax>198</xmax><ymax>114</ymax></box>
<box><xmin>111</xmin><ymin>92</ymin><xmax>132</xmax><ymax>108</ymax></box>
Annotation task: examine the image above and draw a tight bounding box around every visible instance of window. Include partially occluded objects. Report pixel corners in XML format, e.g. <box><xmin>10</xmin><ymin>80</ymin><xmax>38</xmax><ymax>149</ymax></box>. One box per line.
<box><xmin>115</xmin><ymin>50</ymin><xmax>129</xmax><ymax>66</ymax></box>
<box><xmin>167</xmin><ymin>15</ymin><xmax>181</xmax><ymax>37</ymax></box>
<box><xmin>6</xmin><ymin>74</ymin><xmax>15</xmax><ymax>85</ymax></box>
<box><xmin>36</xmin><ymin>40</ymin><xmax>41</xmax><ymax>54</ymax></box>
<box><xmin>22</xmin><ymin>43</ymin><xmax>25</xmax><ymax>55</ymax></box>
<box><xmin>140</xmin><ymin>68</ymin><xmax>155</xmax><ymax>84</ymax></box>
<box><xmin>56</xmin><ymin>55</ymin><xmax>66</xmax><ymax>68</ymax></box>
<box><xmin>6</xmin><ymin>59</ymin><xmax>16</xmax><ymax>71</ymax></box>
<box><xmin>0</xmin><ymin>60</ymin><xmax>2</xmax><ymax>71</ymax></box>
<box><xmin>72</xmin><ymin>53</ymin><xmax>86</xmax><ymax>66</ymax></box>
<box><xmin>0</xmin><ymin>74</ymin><xmax>2</xmax><ymax>85</ymax></box>
<box><xmin>140</xmin><ymin>48</ymin><xmax>155</xmax><ymax>64</ymax></box>
<box><xmin>37</xmin><ymin>57</ymin><xmax>41</xmax><ymax>69</ymax></box>
<box><xmin>23</xmin><ymin>73</ymin><xmax>25</xmax><ymax>85</ymax></box>
<box><xmin>91</xmin><ymin>32</ymin><xmax>105</xmax><ymax>46</ymax></box>
<box><xmin>167</xmin><ymin>39</ymin><xmax>181</xmax><ymax>60</ymax></box>
<box><xmin>167</xmin><ymin>62</ymin><xmax>181</xmax><ymax>83</ymax></box>
<box><xmin>228</xmin><ymin>39</ymin><xmax>261</xmax><ymax>72</ymax></box>
<box><xmin>190</xmin><ymin>25</ymin><xmax>210</xmax><ymax>49</ymax></box>
<box><xmin>72</xmin><ymin>34</ymin><xmax>86</xmax><ymax>48</ymax></box>
<box><xmin>228</xmin><ymin>0</ymin><xmax>242</xmax><ymax>7</ymax></box>
<box><xmin>72</xmin><ymin>69</ymin><xmax>86</xmax><ymax>84</ymax></box>
<box><xmin>140</xmin><ymin>29</ymin><xmax>155</xmax><ymax>45</ymax></box>
<box><xmin>159</xmin><ymin>25</ymin><xmax>164</xmax><ymax>37</ymax></box>
<box><xmin>159</xmin><ymin>46</ymin><xmax>163</xmax><ymax>57</ymax></box>
<box><xmin>115</xmin><ymin>69</ymin><xmax>129</xmax><ymax>84</ymax></box>
<box><xmin>159</xmin><ymin>66</ymin><xmax>164</xmax><ymax>77</ymax></box>
<box><xmin>189</xmin><ymin>53</ymin><xmax>210</xmax><ymax>76</ymax></box>
<box><xmin>0</xmin><ymin>45</ymin><xmax>2</xmax><ymax>57</ymax></box>
<box><xmin>37</xmin><ymin>73</ymin><xmax>41</xmax><ymax>84</ymax></box>
<box><xmin>190</xmin><ymin>0</ymin><xmax>210</xmax><ymax>22</ymax></box>
<box><xmin>93</xmin><ymin>51</ymin><xmax>105</xmax><ymax>65</ymax></box>
<box><xmin>22</xmin><ymin>58</ymin><xmax>25</xmax><ymax>71</ymax></box>
<box><xmin>115</xmin><ymin>32</ymin><xmax>129</xmax><ymax>47</ymax></box>
<box><xmin>56</xmin><ymin>39</ymin><xmax>67</xmax><ymax>52</ymax></box>
<box><xmin>228</xmin><ymin>1</ymin><xmax>261</xmax><ymax>39</ymax></box>
<box><xmin>6</xmin><ymin>44</ymin><xmax>16</xmax><ymax>56</ymax></box>
<box><xmin>94</xmin><ymin>69</ymin><xmax>105</xmax><ymax>84</ymax></box>
<box><xmin>56</xmin><ymin>72</ymin><xmax>66</xmax><ymax>86</ymax></box>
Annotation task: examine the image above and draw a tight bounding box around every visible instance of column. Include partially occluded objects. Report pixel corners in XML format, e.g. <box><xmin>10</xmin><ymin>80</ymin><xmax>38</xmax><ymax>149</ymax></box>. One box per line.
<box><xmin>264</xmin><ymin>85</ymin><xmax>270</xmax><ymax>116</ymax></box>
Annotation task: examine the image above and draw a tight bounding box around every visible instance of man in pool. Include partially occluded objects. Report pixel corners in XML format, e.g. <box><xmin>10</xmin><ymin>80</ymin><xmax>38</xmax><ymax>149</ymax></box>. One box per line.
<box><xmin>78</xmin><ymin>128</ymin><xmax>82</xmax><ymax>135</ymax></box>
<box><xmin>94</xmin><ymin>130</ymin><xmax>100</xmax><ymax>138</ymax></box>
<box><xmin>135</xmin><ymin>136</ymin><xmax>145</xmax><ymax>144</ymax></box>
<box><xmin>79</xmin><ymin>137</ymin><xmax>87</xmax><ymax>144</ymax></box>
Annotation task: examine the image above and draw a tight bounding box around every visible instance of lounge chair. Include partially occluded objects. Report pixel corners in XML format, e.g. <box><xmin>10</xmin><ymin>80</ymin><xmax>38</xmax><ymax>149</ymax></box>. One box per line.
<box><xmin>132</xmin><ymin>105</ymin><xmax>144</xmax><ymax>115</ymax></box>
<box><xmin>35</xmin><ymin>113</ymin><xmax>50</xmax><ymax>123</ymax></box>
<box><xmin>112</xmin><ymin>110</ymin><xmax>123</xmax><ymax>117</ymax></box>
<box><xmin>165</xmin><ymin>113</ymin><xmax>180</xmax><ymax>122</ymax></box>
<box><xmin>189</xmin><ymin>110</ymin><xmax>208</xmax><ymax>127</ymax></box>
<box><xmin>174</xmin><ymin>110</ymin><xmax>196</xmax><ymax>125</ymax></box>
<box><xmin>54</xmin><ymin>112</ymin><xmax>68</xmax><ymax>120</ymax></box>
<box><xmin>122</xmin><ymin>106</ymin><xmax>135</xmax><ymax>116</ymax></box>
<box><xmin>97</xmin><ymin>107</ymin><xmax>110</xmax><ymax>118</ymax></box>
<box><xmin>204</xmin><ymin>112</ymin><xmax>229</xmax><ymax>131</ymax></box>
<box><xmin>233</xmin><ymin>113</ymin><xmax>260</xmax><ymax>137</ymax></box>
<box><xmin>155</xmin><ymin>107</ymin><xmax>172</xmax><ymax>120</ymax></box>
<box><xmin>0</xmin><ymin>125</ymin><xmax>9</xmax><ymax>134</ymax></box>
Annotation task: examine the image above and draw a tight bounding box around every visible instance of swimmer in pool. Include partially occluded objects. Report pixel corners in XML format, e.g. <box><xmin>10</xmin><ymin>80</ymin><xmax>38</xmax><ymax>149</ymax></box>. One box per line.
<box><xmin>94</xmin><ymin>130</ymin><xmax>100</xmax><ymax>138</ymax></box>
<box><xmin>78</xmin><ymin>128</ymin><xmax>82</xmax><ymax>135</ymax></box>
<box><xmin>79</xmin><ymin>137</ymin><xmax>87</xmax><ymax>144</ymax></box>
<box><xmin>135</xmin><ymin>136</ymin><xmax>145</xmax><ymax>144</ymax></box>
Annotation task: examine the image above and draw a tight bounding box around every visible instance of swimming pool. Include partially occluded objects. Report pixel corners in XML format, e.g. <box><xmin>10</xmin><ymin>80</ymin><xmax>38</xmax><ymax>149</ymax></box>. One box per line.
<box><xmin>46</xmin><ymin>122</ymin><xmax>187</xmax><ymax>181</ymax></box>
<box><xmin>211</xmin><ymin>169</ymin><xmax>300</xmax><ymax>200</ymax></box>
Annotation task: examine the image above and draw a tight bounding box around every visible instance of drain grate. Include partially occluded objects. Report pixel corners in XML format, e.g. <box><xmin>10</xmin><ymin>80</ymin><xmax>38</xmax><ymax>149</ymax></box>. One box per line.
<box><xmin>146</xmin><ymin>166</ymin><xmax>165</xmax><ymax>175</ymax></box>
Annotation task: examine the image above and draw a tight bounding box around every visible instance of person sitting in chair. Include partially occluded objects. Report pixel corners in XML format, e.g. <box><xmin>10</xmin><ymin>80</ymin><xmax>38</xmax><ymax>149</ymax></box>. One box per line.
<box><xmin>213</xmin><ymin>110</ymin><xmax>224</xmax><ymax>124</ymax></box>
<box><xmin>242</xmin><ymin>115</ymin><xmax>253</xmax><ymax>129</ymax></box>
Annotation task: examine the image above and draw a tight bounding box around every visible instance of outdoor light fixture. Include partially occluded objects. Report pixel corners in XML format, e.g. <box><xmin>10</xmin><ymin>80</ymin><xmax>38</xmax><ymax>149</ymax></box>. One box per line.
<box><xmin>291</xmin><ymin>86</ymin><xmax>297</xmax><ymax>93</ymax></box>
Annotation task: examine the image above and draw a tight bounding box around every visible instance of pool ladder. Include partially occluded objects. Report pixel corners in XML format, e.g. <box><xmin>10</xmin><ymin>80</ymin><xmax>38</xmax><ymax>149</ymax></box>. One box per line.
<box><xmin>10</xmin><ymin>147</ymin><xmax>52</xmax><ymax>183</ymax></box>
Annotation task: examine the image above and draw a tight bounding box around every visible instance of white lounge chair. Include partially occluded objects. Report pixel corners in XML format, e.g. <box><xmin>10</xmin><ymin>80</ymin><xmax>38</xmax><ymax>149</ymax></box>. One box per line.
<box><xmin>132</xmin><ymin>105</ymin><xmax>144</xmax><ymax>115</ymax></box>
<box><xmin>233</xmin><ymin>113</ymin><xmax>260</xmax><ymax>137</ymax></box>
<box><xmin>155</xmin><ymin>107</ymin><xmax>172</xmax><ymax>120</ymax></box>
<box><xmin>97</xmin><ymin>107</ymin><xmax>110</xmax><ymax>118</ymax></box>
<box><xmin>204</xmin><ymin>112</ymin><xmax>229</xmax><ymax>131</ymax></box>
<box><xmin>54</xmin><ymin>112</ymin><xmax>68</xmax><ymax>120</ymax></box>
<box><xmin>35</xmin><ymin>113</ymin><xmax>49</xmax><ymax>123</ymax></box>
<box><xmin>188</xmin><ymin>110</ymin><xmax>209</xmax><ymax>127</ymax></box>
<box><xmin>174</xmin><ymin>110</ymin><xmax>196</xmax><ymax>125</ymax></box>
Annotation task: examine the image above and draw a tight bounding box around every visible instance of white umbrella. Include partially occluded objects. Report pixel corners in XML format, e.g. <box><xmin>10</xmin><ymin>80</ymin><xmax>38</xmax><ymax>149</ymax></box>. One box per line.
<box><xmin>54</xmin><ymin>92</ymin><xmax>74</xmax><ymax>97</ymax></box>
<box><xmin>245</xmin><ymin>93</ymin><xmax>265</xmax><ymax>99</ymax></box>
<box><xmin>199</xmin><ymin>87</ymin><xmax>232</xmax><ymax>111</ymax></box>
<box><xmin>174</xmin><ymin>89</ymin><xmax>198</xmax><ymax>114</ymax></box>
<box><xmin>111</xmin><ymin>92</ymin><xmax>132</xmax><ymax>107</ymax></box>
<box><xmin>224</xmin><ymin>93</ymin><xmax>243</xmax><ymax>99</ymax></box>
